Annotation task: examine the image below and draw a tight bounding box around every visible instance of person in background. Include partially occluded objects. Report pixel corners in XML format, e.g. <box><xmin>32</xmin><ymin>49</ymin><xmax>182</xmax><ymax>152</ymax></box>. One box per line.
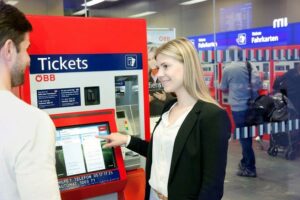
<box><xmin>101</xmin><ymin>38</ymin><xmax>231</xmax><ymax>200</ymax></box>
<box><xmin>148</xmin><ymin>46</ymin><xmax>170</xmax><ymax>116</ymax></box>
<box><xmin>220</xmin><ymin>46</ymin><xmax>262</xmax><ymax>178</ymax></box>
<box><xmin>0</xmin><ymin>2</ymin><xmax>61</xmax><ymax>199</ymax></box>
<box><xmin>273</xmin><ymin>62</ymin><xmax>300</xmax><ymax>117</ymax></box>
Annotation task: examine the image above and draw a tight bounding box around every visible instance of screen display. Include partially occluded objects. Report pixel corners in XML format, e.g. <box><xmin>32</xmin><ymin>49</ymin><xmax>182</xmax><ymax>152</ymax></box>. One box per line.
<box><xmin>55</xmin><ymin>122</ymin><xmax>117</xmax><ymax>178</ymax></box>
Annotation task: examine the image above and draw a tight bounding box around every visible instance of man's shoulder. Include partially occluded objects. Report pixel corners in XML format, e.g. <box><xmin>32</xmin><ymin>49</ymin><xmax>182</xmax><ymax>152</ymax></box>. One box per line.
<box><xmin>223</xmin><ymin>62</ymin><xmax>245</xmax><ymax>75</ymax></box>
<box><xmin>5</xmin><ymin>92</ymin><xmax>49</xmax><ymax>120</ymax></box>
<box><xmin>224</xmin><ymin>61</ymin><xmax>243</xmax><ymax>69</ymax></box>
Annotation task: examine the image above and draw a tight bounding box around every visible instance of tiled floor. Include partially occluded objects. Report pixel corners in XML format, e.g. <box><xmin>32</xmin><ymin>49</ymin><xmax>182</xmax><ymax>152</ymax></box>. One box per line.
<box><xmin>223</xmin><ymin>139</ymin><xmax>300</xmax><ymax>200</ymax></box>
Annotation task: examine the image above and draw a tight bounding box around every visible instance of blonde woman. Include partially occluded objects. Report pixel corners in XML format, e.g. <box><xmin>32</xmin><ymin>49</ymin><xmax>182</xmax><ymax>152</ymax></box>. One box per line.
<box><xmin>148</xmin><ymin>46</ymin><xmax>174</xmax><ymax>116</ymax></box>
<box><xmin>102</xmin><ymin>38</ymin><xmax>231</xmax><ymax>200</ymax></box>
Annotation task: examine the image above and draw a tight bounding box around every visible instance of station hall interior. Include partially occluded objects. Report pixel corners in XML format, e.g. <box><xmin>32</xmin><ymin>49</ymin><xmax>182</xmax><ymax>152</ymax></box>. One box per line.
<box><xmin>2</xmin><ymin>0</ymin><xmax>300</xmax><ymax>200</ymax></box>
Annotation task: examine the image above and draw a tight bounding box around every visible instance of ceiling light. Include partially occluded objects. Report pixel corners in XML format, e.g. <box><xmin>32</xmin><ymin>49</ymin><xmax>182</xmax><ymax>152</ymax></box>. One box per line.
<box><xmin>82</xmin><ymin>0</ymin><xmax>105</xmax><ymax>7</ymax></box>
<box><xmin>180</xmin><ymin>0</ymin><xmax>207</xmax><ymax>5</ymax></box>
<box><xmin>73</xmin><ymin>9</ymin><xmax>88</xmax><ymax>16</ymax></box>
<box><xmin>6</xmin><ymin>0</ymin><xmax>19</xmax><ymax>5</ymax></box>
<box><xmin>129</xmin><ymin>11</ymin><xmax>157</xmax><ymax>18</ymax></box>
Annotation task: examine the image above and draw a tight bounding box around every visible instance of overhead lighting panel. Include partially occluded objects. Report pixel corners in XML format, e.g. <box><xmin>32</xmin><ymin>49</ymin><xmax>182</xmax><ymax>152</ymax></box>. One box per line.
<box><xmin>82</xmin><ymin>0</ymin><xmax>105</xmax><ymax>7</ymax></box>
<box><xmin>180</xmin><ymin>0</ymin><xmax>207</xmax><ymax>5</ymax></box>
<box><xmin>128</xmin><ymin>11</ymin><xmax>157</xmax><ymax>18</ymax></box>
<box><xmin>6</xmin><ymin>0</ymin><xmax>19</xmax><ymax>5</ymax></box>
<box><xmin>73</xmin><ymin>9</ymin><xmax>88</xmax><ymax>16</ymax></box>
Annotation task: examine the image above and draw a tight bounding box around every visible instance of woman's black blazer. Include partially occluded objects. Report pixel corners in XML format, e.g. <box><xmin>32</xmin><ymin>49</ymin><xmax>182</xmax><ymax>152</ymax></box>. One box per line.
<box><xmin>127</xmin><ymin>99</ymin><xmax>231</xmax><ymax>200</ymax></box>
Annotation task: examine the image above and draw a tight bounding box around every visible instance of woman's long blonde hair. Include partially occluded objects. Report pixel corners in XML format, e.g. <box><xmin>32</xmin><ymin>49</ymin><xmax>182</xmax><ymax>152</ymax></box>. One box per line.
<box><xmin>155</xmin><ymin>37</ymin><xmax>220</xmax><ymax>107</ymax></box>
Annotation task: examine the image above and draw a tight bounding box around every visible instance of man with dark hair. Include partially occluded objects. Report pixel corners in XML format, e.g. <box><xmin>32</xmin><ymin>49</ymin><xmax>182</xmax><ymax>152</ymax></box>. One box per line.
<box><xmin>220</xmin><ymin>46</ymin><xmax>262</xmax><ymax>178</ymax></box>
<box><xmin>0</xmin><ymin>2</ymin><xmax>61</xmax><ymax>199</ymax></box>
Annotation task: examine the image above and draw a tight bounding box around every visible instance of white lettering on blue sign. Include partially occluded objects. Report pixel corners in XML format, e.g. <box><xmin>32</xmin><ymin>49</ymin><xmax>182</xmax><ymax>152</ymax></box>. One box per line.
<box><xmin>251</xmin><ymin>35</ymin><xmax>279</xmax><ymax>44</ymax></box>
<box><xmin>37</xmin><ymin>57</ymin><xmax>88</xmax><ymax>71</ymax></box>
<box><xmin>198</xmin><ymin>42</ymin><xmax>218</xmax><ymax>48</ymax></box>
<box><xmin>251</xmin><ymin>31</ymin><xmax>262</xmax><ymax>36</ymax></box>
<box><xmin>273</xmin><ymin>17</ymin><xmax>288</xmax><ymax>28</ymax></box>
<box><xmin>198</xmin><ymin>38</ymin><xmax>206</xmax><ymax>42</ymax></box>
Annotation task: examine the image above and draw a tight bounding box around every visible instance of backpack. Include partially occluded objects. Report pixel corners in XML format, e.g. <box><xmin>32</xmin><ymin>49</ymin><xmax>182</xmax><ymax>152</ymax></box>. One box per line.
<box><xmin>252</xmin><ymin>95</ymin><xmax>275</xmax><ymax>122</ymax></box>
<box><xmin>245</xmin><ymin>95</ymin><xmax>274</xmax><ymax>126</ymax></box>
<box><xmin>269</xmin><ymin>92</ymin><xmax>298</xmax><ymax>122</ymax></box>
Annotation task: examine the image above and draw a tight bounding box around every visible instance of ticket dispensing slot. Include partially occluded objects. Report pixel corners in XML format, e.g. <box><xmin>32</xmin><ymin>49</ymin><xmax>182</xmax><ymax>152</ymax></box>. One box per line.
<box><xmin>84</xmin><ymin>86</ymin><xmax>100</xmax><ymax>106</ymax></box>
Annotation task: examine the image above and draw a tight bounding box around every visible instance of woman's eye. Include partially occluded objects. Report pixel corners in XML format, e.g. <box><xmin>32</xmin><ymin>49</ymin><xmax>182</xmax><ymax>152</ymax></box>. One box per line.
<box><xmin>163</xmin><ymin>64</ymin><xmax>168</xmax><ymax>69</ymax></box>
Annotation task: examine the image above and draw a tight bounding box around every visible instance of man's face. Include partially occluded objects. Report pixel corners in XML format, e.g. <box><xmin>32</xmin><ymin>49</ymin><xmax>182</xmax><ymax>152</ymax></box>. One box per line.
<box><xmin>11</xmin><ymin>33</ymin><xmax>30</xmax><ymax>87</ymax></box>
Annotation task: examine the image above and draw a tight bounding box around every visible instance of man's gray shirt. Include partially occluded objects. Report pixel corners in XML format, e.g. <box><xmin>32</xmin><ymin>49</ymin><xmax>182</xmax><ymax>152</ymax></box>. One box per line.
<box><xmin>220</xmin><ymin>61</ymin><xmax>262</xmax><ymax>111</ymax></box>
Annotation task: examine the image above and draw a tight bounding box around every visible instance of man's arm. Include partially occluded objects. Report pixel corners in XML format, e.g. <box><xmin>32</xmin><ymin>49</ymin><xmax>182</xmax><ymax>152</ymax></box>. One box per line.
<box><xmin>219</xmin><ymin>68</ymin><xmax>229</xmax><ymax>93</ymax></box>
<box><xmin>251</xmin><ymin>67</ymin><xmax>263</xmax><ymax>93</ymax></box>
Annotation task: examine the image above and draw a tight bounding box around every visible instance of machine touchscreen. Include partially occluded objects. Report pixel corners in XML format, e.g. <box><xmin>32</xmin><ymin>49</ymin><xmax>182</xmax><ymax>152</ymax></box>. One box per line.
<box><xmin>55</xmin><ymin>122</ymin><xmax>117</xmax><ymax>178</ymax></box>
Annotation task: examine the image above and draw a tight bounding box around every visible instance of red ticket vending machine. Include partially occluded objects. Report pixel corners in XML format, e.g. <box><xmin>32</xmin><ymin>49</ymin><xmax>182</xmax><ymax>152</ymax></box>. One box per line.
<box><xmin>51</xmin><ymin>109</ymin><xmax>126</xmax><ymax>200</ymax></box>
<box><xmin>19</xmin><ymin>16</ymin><xmax>149</xmax><ymax>200</ymax></box>
<box><xmin>21</xmin><ymin>15</ymin><xmax>149</xmax><ymax>140</ymax></box>
<box><xmin>202</xmin><ymin>63</ymin><xmax>215</xmax><ymax>98</ymax></box>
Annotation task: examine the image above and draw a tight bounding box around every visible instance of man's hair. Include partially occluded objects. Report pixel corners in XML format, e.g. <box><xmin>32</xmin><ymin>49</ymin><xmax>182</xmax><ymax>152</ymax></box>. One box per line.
<box><xmin>0</xmin><ymin>1</ymin><xmax>32</xmax><ymax>52</ymax></box>
<box><xmin>228</xmin><ymin>45</ymin><xmax>243</xmax><ymax>61</ymax></box>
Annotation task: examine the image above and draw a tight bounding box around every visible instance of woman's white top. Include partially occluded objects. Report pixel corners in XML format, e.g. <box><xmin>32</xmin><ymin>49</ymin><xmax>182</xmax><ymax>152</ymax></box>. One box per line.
<box><xmin>149</xmin><ymin>103</ymin><xmax>193</xmax><ymax>197</ymax></box>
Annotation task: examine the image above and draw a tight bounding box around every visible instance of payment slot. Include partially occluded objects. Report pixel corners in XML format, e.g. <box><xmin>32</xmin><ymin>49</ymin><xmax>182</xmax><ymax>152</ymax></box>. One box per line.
<box><xmin>115</xmin><ymin>76</ymin><xmax>141</xmax><ymax>170</ymax></box>
<box><xmin>51</xmin><ymin>109</ymin><xmax>126</xmax><ymax>200</ymax></box>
